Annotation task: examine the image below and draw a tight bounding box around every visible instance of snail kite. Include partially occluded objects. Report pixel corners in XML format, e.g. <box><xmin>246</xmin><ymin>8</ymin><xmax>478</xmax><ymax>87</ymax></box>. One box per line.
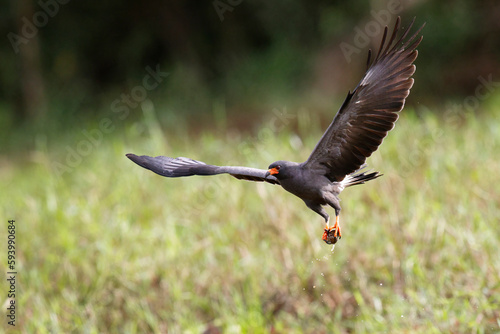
<box><xmin>127</xmin><ymin>17</ymin><xmax>424</xmax><ymax>247</ymax></box>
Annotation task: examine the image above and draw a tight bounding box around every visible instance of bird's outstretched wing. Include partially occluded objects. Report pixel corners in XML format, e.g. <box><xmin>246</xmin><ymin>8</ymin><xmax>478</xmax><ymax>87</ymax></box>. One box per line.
<box><xmin>126</xmin><ymin>153</ymin><xmax>280</xmax><ymax>185</ymax></box>
<box><xmin>303</xmin><ymin>17</ymin><xmax>424</xmax><ymax>182</ymax></box>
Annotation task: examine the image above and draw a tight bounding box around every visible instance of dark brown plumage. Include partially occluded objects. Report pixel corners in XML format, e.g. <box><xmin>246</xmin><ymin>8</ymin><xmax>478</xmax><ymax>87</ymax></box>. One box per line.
<box><xmin>127</xmin><ymin>17</ymin><xmax>424</xmax><ymax>246</ymax></box>
<box><xmin>303</xmin><ymin>17</ymin><xmax>424</xmax><ymax>182</ymax></box>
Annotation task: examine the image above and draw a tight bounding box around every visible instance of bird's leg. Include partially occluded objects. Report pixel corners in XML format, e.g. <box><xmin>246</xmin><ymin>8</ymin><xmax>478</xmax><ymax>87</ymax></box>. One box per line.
<box><xmin>331</xmin><ymin>214</ymin><xmax>342</xmax><ymax>238</ymax></box>
<box><xmin>322</xmin><ymin>215</ymin><xmax>341</xmax><ymax>245</ymax></box>
<box><xmin>321</xmin><ymin>199</ymin><xmax>342</xmax><ymax>244</ymax></box>
<box><xmin>326</xmin><ymin>208</ymin><xmax>341</xmax><ymax>239</ymax></box>
<box><xmin>322</xmin><ymin>217</ymin><xmax>331</xmax><ymax>243</ymax></box>
<box><xmin>304</xmin><ymin>200</ymin><xmax>339</xmax><ymax>245</ymax></box>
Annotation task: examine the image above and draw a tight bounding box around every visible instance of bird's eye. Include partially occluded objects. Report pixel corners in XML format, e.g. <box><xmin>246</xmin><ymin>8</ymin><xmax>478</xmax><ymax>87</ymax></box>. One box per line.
<box><xmin>276</xmin><ymin>166</ymin><xmax>281</xmax><ymax>170</ymax></box>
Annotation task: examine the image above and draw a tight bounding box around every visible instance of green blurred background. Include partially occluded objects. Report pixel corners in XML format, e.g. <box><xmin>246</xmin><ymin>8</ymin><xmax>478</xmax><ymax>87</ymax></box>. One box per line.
<box><xmin>1</xmin><ymin>0</ymin><xmax>499</xmax><ymax>333</ymax></box>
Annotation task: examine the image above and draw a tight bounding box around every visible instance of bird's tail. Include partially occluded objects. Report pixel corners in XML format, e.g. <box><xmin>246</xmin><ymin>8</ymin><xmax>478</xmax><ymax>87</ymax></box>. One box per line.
<box><xmin>341</xmin><ymin>166</ymin><xmax>382</xmax><ymax>188</ymax></box>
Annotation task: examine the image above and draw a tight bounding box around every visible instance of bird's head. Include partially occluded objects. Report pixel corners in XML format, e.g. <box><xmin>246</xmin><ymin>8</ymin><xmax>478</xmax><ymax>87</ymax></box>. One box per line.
<box><xmin>265</xmin><ymin>160</ymin><xmax>297</xmax><ymax>179</ymax></box>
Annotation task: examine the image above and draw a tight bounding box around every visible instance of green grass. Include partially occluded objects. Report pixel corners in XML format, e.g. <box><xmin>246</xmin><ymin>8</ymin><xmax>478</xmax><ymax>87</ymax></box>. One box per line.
<box><xmin>1</xmin><ymin>102</ymin><xmax>499</xmax><ymax>333</ymax></box>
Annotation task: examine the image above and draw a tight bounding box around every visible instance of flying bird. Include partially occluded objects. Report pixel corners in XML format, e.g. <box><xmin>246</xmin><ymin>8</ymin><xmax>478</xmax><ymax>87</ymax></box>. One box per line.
<box><xmin>127</xmin><ymin>17</ymin><xmax>424</xmax><ymax>246</ymax></box>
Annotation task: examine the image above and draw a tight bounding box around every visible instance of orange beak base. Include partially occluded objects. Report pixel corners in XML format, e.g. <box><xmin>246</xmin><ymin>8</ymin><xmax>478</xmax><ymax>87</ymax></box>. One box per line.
<box><xmin>268</xmin><ymin>167</ymin><xmax>280</xmax><ymax>175</ymax></box>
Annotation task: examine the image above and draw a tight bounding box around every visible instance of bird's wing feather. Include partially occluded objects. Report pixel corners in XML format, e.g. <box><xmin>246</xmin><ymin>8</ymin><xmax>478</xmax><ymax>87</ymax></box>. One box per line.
<box><xmin>303</xmin><ymin>17</ymin><xmax>424</xmax><ymax>182</ymax></box>
<box><xmin>126</xmin><ymin>154</ymin><xmax>280</xmax><ymax>185</ymax></box>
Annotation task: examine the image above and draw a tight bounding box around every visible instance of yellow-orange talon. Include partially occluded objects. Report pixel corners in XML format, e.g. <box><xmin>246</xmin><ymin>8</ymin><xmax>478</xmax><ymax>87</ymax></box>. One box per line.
<box><xmin>322</xmin><ymin>216</ymin><xmax>342</xmax><ymax>245</ymax></box>
<box><xmin>322</xmin><ymin>229</ymin><xmax>330</xmax><ymax>242</ymax></box>
<box><xmin>332</xmin><ymin>215</ymin><xmax>342</xmax><ymax>238</ymax></box>
<box><xmin>322</xmin><ymin>228</ymin><xmax>339</xmax><ymax>245</ymax></box>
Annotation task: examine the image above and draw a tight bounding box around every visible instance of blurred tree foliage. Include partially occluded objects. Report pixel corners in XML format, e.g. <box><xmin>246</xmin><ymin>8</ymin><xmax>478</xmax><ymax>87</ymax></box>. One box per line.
<box><xmin>0</xmin><ymin>0</ymin><xmax>499</xmax><ymax>125</ymax></box>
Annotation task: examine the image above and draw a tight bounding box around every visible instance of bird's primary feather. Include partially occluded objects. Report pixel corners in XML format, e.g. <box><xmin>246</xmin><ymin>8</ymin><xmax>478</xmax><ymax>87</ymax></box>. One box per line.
<box><xmin>303</xmin><ymin>17</ymin><xmax>425</xmax><ymax>182</ymax></box>
<box><xmin>126</xmin><ymin>154</ymin><xmax>280</xmax><ymax>185</ymax></box>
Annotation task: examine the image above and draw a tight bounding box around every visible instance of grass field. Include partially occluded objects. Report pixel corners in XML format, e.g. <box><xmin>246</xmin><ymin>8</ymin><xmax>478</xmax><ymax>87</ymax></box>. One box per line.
<box><xmin>1</xmin><ymin>101</ymin><xmax>499</xmax><ymax>333</ymax></box>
